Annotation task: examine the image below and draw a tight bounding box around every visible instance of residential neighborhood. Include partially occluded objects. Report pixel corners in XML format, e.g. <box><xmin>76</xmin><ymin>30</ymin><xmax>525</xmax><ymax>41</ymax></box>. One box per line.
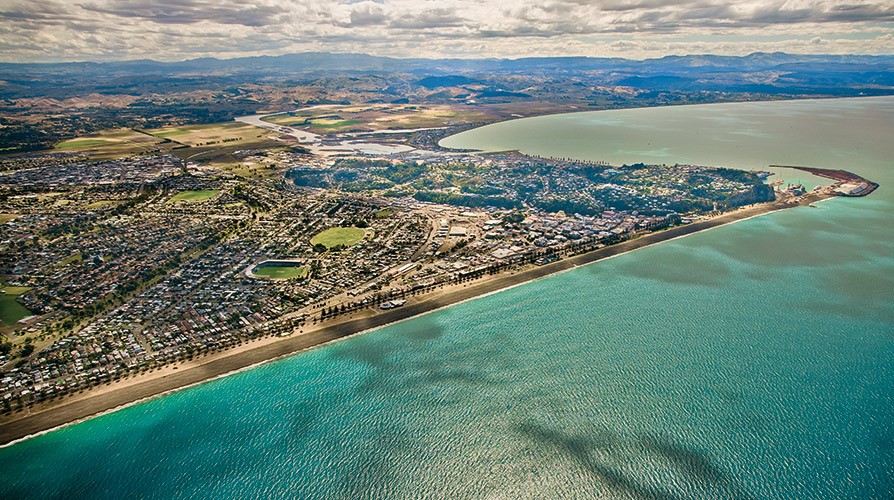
<box><xmin>0</xmin><ymin>147</ymin><xmax>779</xmax><ymax>411</ymax></box>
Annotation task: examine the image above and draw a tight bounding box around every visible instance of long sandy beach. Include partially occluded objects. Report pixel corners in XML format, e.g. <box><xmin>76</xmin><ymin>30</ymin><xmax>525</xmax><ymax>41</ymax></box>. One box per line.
<box><xmin>0</xmin><ymin>194</ymin><xmax>827</xmax><ymax>445</ymax></box>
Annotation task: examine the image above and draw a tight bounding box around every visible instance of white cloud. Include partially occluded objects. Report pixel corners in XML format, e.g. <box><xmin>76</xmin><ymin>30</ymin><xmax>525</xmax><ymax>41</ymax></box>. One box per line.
<box><xmin>0</xmin><ymin>0</ymin><xmax>892</xmax><ymax>61</ymax></box>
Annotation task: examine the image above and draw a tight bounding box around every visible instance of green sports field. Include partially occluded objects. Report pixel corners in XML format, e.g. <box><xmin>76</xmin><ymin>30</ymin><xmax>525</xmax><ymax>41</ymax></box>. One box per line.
<box><xmin>0</xmin><ymin>286</ymin><xmax>33</xmax><ymax>326</ymax></box>
<box><xmin>310</xmin><ymin>227</ymin><xmax>367</xmax><ymax>249</ymax></box>
<box><xmin>252</xmin><ymin>264</ymin><xmax>309</xmax><ymax>279</ymax></box>
<box><xmin>168</xmin><ymin>189</ymin><xmax>220</xmax><ymax>203</ymax></box>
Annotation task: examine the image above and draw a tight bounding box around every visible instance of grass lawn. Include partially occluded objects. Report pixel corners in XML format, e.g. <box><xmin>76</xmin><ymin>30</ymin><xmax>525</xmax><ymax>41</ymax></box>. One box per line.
<box><xmin>57</xmin><ymin>253</ymin><xmax>83</xmax><ymax>267</ymax></box>
<box><xmin>223</xmin><ymin>163</ymin><xmax>282</xmax><ymax>180</ymax></box>
<box><xmin>311</xmin><ymin>227</ymin><xmax>367</xmax><ymax>249</ymax></box>
<box><xmin>55</xmin><ymin>139</ymin><xmax>114</xmax><ymax>149</ymax></box>
<box><xmin>85</xmin><ymin>200</ymin><xmax>119</xmax><ymax>210</ymax></box>
<box><xmin>2</xmin><ymin>286</ymin><xmax>30</xmax><ymax>295</ymax></box>
<box><xmin>168</xmin><ymin>189</ymin><xmax>220</xmax><ymax>203</ymax></box>
<box><xmin>0</xmin><ymin>286</ymin><xmax>33</xmax><ymax>325</ymax></box>
<box><xmin>252</xmin><ymin>264</ymin><xmax>309</xmax><ymax>279</ymax></box>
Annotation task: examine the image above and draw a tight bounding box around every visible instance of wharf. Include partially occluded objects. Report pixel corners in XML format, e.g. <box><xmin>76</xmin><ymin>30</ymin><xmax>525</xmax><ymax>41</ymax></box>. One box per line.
<box><xmin>770</xmin><ymin>165</ymin><xmax>879</xmax><ymax>197</ymax></box>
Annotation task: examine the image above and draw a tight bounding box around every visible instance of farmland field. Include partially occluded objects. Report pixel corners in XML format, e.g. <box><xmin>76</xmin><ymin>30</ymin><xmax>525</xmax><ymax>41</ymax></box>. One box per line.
<box><xmin>307</xmin><ymin>119</ymin><xmax>361</xmax><ymax>130</ymax></box>
<box><xmin>52</xmin><ymin>128</ymin><xmax>165</xmax><ymax>158</ymax></box>
<box><xmin>146</xmin><ymin>122</ymin><xmax>268</xmax><ymax>147</ymax></box>
<box><xmin>262</xmin><ymin>104</ymin><xmax>495</xmax><ymax>134</ymax></box>
<box><xmin>56</xmin><ymin>139</ymin><xmax>113</xmax><ymax>149</ymax></box>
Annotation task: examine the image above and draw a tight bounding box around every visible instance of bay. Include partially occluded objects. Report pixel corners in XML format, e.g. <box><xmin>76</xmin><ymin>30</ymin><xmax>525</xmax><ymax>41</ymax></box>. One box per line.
<box><xmin>2</xmin><ymin>97</ymin><xmax>892</xmax><ymax>498</ymax></box>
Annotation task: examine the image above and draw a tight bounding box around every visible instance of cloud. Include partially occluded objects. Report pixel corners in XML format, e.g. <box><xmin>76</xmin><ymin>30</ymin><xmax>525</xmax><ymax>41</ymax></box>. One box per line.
<box><xmin>78</xmin><ymin>0</ymin><xmax>289</xmax><ymax>27</ymax></box>
<box><xmin>0</xmin><ymin>0</ymin><xmax>892</xmax><ymax>62</ymax></box>
<box><xmin>389</xmin><ymin>9</ymin><xmax>467</xmax><ymax>30</ymax></box>
<box><xmin>345</xmin><ymin>3</ymin><xmax>388</xmax><ymax>27</ymax></box>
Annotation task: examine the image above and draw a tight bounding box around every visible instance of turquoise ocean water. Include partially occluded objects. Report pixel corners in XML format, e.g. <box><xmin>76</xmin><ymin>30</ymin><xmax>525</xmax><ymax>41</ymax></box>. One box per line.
<box><xmin>2</xmin><ymin>97</ymin><xmax>892</xmax><ymax>498</ymax></box>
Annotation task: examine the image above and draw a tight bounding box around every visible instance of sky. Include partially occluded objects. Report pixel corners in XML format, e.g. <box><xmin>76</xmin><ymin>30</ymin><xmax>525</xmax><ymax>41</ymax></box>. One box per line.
<box><xmin>1</xmin><ymin>0</ymin><xmax>893</xmax><ymax>62</ymax></box>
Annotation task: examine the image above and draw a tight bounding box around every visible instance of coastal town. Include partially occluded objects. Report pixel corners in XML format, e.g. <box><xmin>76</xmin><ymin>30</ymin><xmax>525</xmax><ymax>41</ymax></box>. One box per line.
<box><xmin>2</xmin><ymin>1</ymin><xmax>893</xmax><ymax>494</ymax></box>
<box><xmin>0</xmin><ymin>129</ymin><xmax>873</xmax><ymax>417</ymax></box>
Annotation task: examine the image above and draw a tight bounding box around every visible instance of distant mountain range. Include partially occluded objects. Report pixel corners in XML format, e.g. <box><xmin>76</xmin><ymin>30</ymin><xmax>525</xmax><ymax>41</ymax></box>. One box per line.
<box><xmin>1</xmin><ymin>52</ymin><xmax>892</xmax><ymax>99</ymax></box>
<box><xmin>2</xmin><ymin>51</ymin><xmax>892</xmax><ymax>76</ymax></box>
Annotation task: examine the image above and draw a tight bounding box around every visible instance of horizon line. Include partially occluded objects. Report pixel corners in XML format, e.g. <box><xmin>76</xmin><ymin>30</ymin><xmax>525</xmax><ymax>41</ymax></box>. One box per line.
<box><xmin>3</xmin><ymin>50</ymin><xmax>894</xmax><ymax>66</ymax></box>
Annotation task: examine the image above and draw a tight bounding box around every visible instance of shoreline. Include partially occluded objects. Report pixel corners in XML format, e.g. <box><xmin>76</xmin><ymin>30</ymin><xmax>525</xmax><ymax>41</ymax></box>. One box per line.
<box><xmin>0</xmin><ymin>193</ymin><xmax>830</xmax><ymax>446</ymax></box>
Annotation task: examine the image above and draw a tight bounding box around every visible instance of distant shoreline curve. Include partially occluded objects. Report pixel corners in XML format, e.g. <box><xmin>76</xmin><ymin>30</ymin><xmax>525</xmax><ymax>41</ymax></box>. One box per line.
<box><xmin>437</xmin><ymin>95</ymin><xmax>894</xmax><ymax>152</ymax></box>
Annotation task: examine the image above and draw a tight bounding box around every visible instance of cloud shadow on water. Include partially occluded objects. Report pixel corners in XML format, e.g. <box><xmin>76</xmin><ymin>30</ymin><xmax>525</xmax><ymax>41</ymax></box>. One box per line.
<box><xmin>605</xmin><ymin>245</ymin><xmax>732</xmax><ymax>287</ymax></box>
<box><xmin>514</xmin><ymin>421</ymin><xmax>754</xmax><ymax>499</ymax></box>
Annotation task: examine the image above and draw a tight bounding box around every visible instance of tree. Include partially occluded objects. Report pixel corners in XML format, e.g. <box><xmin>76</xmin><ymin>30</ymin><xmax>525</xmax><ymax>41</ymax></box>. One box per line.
<box><xmin>19</xmin><ymin>344</ymin><xmax>34</xmax><ymax>358</ymax></box>
<box><xmin>502</xmin><ymin>212</ymin><xmax>525</xmax><ymax>224</ymax></box>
